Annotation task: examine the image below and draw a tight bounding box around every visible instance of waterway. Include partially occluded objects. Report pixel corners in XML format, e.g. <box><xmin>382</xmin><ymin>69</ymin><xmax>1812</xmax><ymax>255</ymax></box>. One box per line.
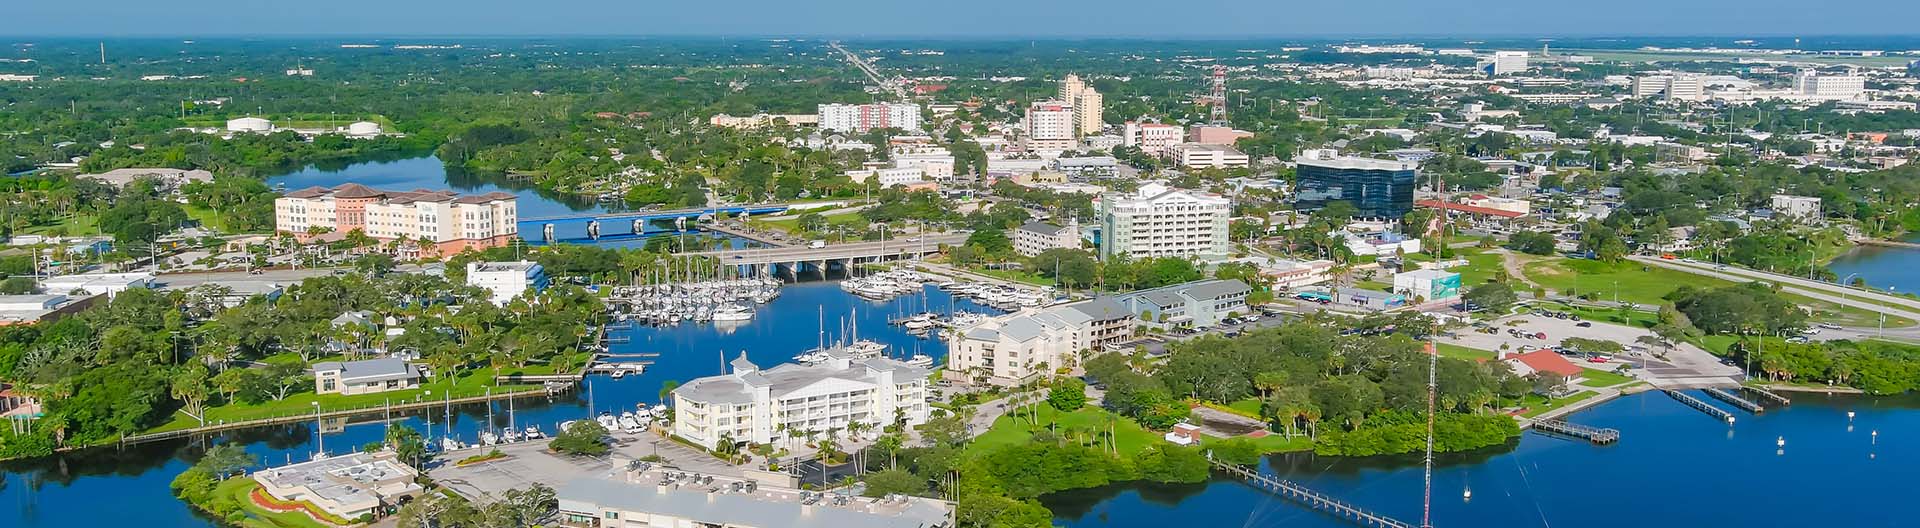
<box><xmin>1045</xmin><ymin>391</ymin><xmax>1920</xmax><ymax>528</ymax></box>
<box><xmin>0</xmin><ymin>281</ymin><xmax>996</xmax><ymax>528</ymax></box>
<box><xmin>1828</xmin><ymin>232</ymin><xmax>1920</xmax><ymax>294</ymax></box>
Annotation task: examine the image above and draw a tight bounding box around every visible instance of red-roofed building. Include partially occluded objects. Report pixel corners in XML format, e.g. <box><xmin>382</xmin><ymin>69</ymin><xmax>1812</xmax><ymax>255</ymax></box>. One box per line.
<box><xmin>1416</xmin><ymin>199</ymin><xmax>1527</xmax><ymax>222</ymax></box>
<box><xmin>1504</xmin><ymin>350</ymin><xmax>1584</xmax><ymax>380</ymax></box>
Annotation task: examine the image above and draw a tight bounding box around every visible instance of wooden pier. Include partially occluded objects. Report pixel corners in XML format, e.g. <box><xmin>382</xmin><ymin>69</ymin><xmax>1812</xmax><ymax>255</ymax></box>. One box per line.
<box><xmin>1704</xmin><ymin>387</ymin><xmax>1765</xmax><ymax>413</ymax></box>
<box><xmin>1531</xmin><ymin>419</ymin><xmax>1620</xmax><ymax>444</ymax></box>
<box><xmin>1742</xmin><ymin>386</ymin><xmax>1792</xmax><ymax>406</ymax></box>
<box><xmin>1664</xmin><ymin>389</ymin><xmax>1736</xmax><ymax>424</ymax></box>
<box><xmin>1211</xmin><ymin>460</ymin><xmax>1414</xmax><ymax>528</ymax></box>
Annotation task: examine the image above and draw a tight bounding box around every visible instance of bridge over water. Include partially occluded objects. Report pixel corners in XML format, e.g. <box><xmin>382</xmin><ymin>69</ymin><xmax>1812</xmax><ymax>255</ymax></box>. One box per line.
<box><xmin>688</xmin><ymin>233</ymin><xmax>967</xmax><ymax>278</ymax></box>
<box><xmin>517</xmin><ymin>204</ymin><xmax>795</xmax><ymax>244</ymax></box>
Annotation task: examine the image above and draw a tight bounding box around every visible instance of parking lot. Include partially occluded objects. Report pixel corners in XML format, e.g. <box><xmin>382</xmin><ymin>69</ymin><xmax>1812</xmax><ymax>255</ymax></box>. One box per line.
<box><xmin>431</xmin><ymin>431</ymin><xmax>735</xmax><ymax>501</ymax></box>
<box><xmin>1440</xmin><ymin>310</ymin><xmax>1743</xmax><ymax>387</ymax></box>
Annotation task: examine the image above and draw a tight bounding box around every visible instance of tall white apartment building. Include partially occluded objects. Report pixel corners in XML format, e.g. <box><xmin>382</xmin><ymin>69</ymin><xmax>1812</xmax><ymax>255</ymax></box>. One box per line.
<box><xmin>276</xmin><ymin>184</ymin><xmax>518</xmax><ymax>257</ymax></box>
<box><xmin>1097</xmin><ymin>182</ymin><xmax>1232</xmax><ymax>261</ymax></box>
<box><xmin>1023</xmin><ymin>100</ymin><xmax>1077</xmax><ymax>151</ymax></box>
<box><xmin>816</xmin><ymin>102</ymin><xmax>921</xmax><ymax>133</ymax></box>
<box><xmin>1122</xmin><ymin>121</ymin><xmax>1185</xmax><ymax>156</ymax></box>
<box><xmin>1489</xmin><ymin>51</ymin><xmax>1530</xmax><ymax>76</ymax></box>
<box><xmin>1059</xmin><ymin>74</ymin><xmax>1105</xmax><ymax>136</ymax></box>
<box><xmin>464</xmin><ymin>261</ymin><xmax>550</xmax><ymax>306</ymax></box>
<box><xmin>671</xmin><ymin>352</ymin><xmax>931</xmax><ymax>451</ymax></box>
<box><xmin>1793</xmin><ymin>71</ymin><xmax>1866</xmax><ymax>99</ymax></box>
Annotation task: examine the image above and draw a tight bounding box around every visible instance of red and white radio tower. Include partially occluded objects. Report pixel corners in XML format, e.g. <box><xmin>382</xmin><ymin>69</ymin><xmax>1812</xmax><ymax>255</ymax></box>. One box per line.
<box><xmin>1209</xmin><ymin>65</ymin><xmax>1228</xmax><ymax>124</ymax></box>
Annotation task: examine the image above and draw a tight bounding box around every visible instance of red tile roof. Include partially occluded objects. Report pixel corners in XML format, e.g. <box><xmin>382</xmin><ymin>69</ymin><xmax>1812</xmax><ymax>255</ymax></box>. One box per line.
<box><xmin>1509</xmin><ymin>350</ymin><xmax>1584</xmax><ymax>378</ymax></box>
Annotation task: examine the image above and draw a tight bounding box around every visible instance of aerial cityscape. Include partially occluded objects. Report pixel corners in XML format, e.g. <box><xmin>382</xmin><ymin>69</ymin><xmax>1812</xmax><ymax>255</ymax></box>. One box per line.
<box><xmin>4</xmin><ymin>4</ymin><xmax>1920</xmax><ymax>528</ymax></box>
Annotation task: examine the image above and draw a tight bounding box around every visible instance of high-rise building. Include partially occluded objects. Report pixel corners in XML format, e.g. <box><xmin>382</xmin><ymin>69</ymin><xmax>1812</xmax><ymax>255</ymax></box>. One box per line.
<box><xmin>1122</xmin><ymin>121</ymin><xmax>1184</xmax><ymax>155</ymax></box>
<box><xmin>1793</xmin><ymin>71</ymin><xmax>1866</xmax><ymax>99</ymax></box>
<box><xmin>1097</xmin><ymin>182</ymin><xmax>1232</xmax><ymax>261</ymax></box>
<box><xmin>816</xmin><ymin>102</ymin><xmax>921</xmax><ymax>133</ymax></box>
<box><xmin>1292</xmin><ymin>149</ymin><xmax>1418</xmax><ymax>219</ymax></box>
<box><xmin>275</xmin><ymin>183</ymin><xmax>518</xmax><ymax>257</ymax></box>
<box><xmin>1488</xmin><ymin>51</ymin><xmax>1530</xmax><ymax>76</ymax></box>
<box><xmin>1023</xmin><ymin>100</ymin><xmax>1076</xmax><ymax>150</ymax></box>
<box><xmin>1059</xmin><ymin>73</ymin><xmax>1105</xmax><ymax>137</ymax></box>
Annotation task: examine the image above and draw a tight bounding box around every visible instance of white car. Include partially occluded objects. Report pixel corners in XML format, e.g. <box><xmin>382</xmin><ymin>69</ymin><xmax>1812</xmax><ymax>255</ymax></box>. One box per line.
<box><xmin>1817</xmin><ymin>323</ymin><xmax>1842</xmax><ymax>330</ymax></box>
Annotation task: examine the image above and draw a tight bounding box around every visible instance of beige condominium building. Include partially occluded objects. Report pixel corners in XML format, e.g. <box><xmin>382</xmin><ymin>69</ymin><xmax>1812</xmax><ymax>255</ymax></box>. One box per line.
<box><xmin>946</xmin><ymin>298</ymin><xmax>1133</xmax><ymax>386</ymax></box>
<box><xmin>1059</xmin><ymin>73</ymin><xmax>1104</xmax><ymax>136</ymax></box>
<box><xmin>275</xmin><ymin>183</ymin><xmax>517</xmax><ymax>257</ymax></box>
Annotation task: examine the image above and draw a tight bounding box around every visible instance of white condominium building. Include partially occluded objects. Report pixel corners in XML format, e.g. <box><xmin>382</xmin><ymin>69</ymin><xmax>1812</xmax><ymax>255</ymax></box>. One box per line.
<box><xmin>275</xmin><ymin>183</ymin><xmax>518</xmax><ymax>257</ymax></box>
<box><xmin>1023</xmin><ymin>100</ymin><xmax>1076</xmax><ymax>151</ymax></box>
<box><xmin>1097</xmin><ymin>182</ymin><xmax>1232</xmax><ymax>261</ymax></box>
<box><xmin>1014</xmin><ymin>220</ymin><xmax>1080</xmax><ymax>257</ymax></box>
<box><xmin>1793</xmin><ymin>71</ymin><xmax>1866</xmax><ymax>99</ymax></box>
<box><xmin>1122</xmin><ymin>121</ymin><xmax>1185</xmax><ymax>155</ymax></box>
<box><xmin>671</xmin><ymin>352</ymin><xmax>931</xmax><ymax>451</ymax></box>
<box><xmin>817</xmin><ymin>102</ymin><xmax>921</xmax><ymax>133</ymax></box>
<box><xmin>947</xmin><ymin>298</ymin><xmax>1134</xmax><ymax>386</ymax></box>
<box><xmin>1059</xmin><ymin>73</ymin><xmax>1105</xmax><ymax>137</ymax></box>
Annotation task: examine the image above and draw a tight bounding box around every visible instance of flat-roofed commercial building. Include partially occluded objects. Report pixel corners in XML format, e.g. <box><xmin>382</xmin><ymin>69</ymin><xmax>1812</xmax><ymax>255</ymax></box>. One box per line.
<box><xmin>1293</xmin><ymin>149</ymin><xmax>1418</xmax><ymax>220</ymax></box>
<box><xmin>557</xmin><ymin>466</ymin><xmax>953</xmax><ymax>528</ymax></box>
<box><xmin>252</xmin><ymin>451</ymin><xmax>423</xmax><ymax>521</ymax></box>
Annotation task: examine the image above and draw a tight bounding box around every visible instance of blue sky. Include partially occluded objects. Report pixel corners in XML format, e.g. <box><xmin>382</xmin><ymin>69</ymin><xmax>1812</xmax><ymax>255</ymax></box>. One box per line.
<box><xmin>6</xmin><ymin>0</ymin><xmax>1919</xmax><ymax>37</ymax></box>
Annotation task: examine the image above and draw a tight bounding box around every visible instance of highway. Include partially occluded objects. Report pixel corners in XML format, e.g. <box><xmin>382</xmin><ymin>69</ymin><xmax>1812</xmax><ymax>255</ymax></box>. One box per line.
<box><xmin>1632</xmin><ymin>256</ymin><xmax>1920</xmax><ymax>343</ymax></box>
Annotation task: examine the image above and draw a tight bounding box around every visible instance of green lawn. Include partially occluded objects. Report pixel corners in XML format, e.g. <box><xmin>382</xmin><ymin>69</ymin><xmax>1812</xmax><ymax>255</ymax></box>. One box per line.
<box><xmin>1436</xmin><ymin>343</ymin><xmax>1496</xmax><ymax>362</ymax></box>
<box><xmin>1353</xmin><ymin>280</ymin><xmax>1394</xmax><ymax>292</ymax></box>
<box><xmin>1203</xmin><ymin>432</ymin><xmax>1311</xmax><ymax>454</ymax></box>
<box><xmin>213</xmin><ymin>478</ymin><xmax>336</xmax><ymax>528</ymax></box>
<box><xmin>148</xmin><ymin>369</ymin><xmax>543</xmax><ymax>434</ymax></box>
<box><xmin>759</xmin><ymin>211</ymin><xmax>866</xmax><ymax>234</ymax></box>
<box><xmin>1784</xmin><ymin>293</ymin><xmax>1917</xmax><ymax>328</ymax></box>
<box><xmin>23</xmin><ymin>213</ymin><xmax>100</xmax><ymax>236</ymax></box>
<box><xmin>1518</xmin><ymin>391</ymin><xmax>1597</xmax><ymax>418</ymax></box>
<box><xmin>1224</xmin><ymin>398</ymin><xmax>1262</xmax><ymax>417</ymax></box>
<box><xmin>1532</xmin><ymin>301</ymin><xmax>1660</xmax><ymax>328</ymax></box>
<box><xmin>968</xmin><ymin>404</ymin><xmax>1162</xmax><ymax>457</ymax></box>
<box><xmin>1578</xmin><ymin>368</ymin><xmax>1634</xmax><ymax>388</ymax></box>
<box><xmin>1524</xmin><ymin>258</ymin><xmax>1733</xmax><ymax>306</ymax></box>
<box><xmin>1450</xmin><ymin>248</ymin><xmax>1517</xmax><ymax>290</ymax></box>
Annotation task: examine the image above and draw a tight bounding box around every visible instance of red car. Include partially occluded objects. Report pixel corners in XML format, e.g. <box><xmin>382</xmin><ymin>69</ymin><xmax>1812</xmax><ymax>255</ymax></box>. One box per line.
<box><xmin>1587</xmin><ymin>356</ymin><xmax>1608</xmax><ymax>363</ymax></box>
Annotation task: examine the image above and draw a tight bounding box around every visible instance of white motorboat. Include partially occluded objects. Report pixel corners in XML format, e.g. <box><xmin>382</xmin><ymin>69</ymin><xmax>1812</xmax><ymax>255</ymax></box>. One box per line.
<box><xmin>440</xmin><ymin>437</ymin><xmax>464</xmax><ymax>451</ymax></box>
<box><xmin>479</xmin><ymin>431</ymin><xmax>499</xmax><ymax>446</ymax></box>
<box><xmin>712</xmin><ymin>304</ymin><xmax>754</xmax><ymax>321</ymax></box>
<box><xmin>524</xmin><ymin>426</ymin><xmax>545</xmax><ymax>439</ymax></box>
<box><xmin>906</xmin><ymin>354</ymin><xmax>935</xmax><ymax>368</ymax></box>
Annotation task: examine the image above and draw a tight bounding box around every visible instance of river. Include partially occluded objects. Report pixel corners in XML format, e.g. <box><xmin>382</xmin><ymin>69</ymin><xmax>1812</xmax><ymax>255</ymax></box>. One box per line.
<box><xmin>1828</xmin><ymin>232</ymin><xmax>1920</xmax><ymax>294</ymax></box>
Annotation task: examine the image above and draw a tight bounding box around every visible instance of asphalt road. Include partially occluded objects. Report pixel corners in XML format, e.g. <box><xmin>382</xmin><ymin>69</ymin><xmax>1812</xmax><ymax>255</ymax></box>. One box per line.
<box><xmin>1632</xmin><ymin>256</ymin><xmax>1920</xmax><ymax>343</ymax></box>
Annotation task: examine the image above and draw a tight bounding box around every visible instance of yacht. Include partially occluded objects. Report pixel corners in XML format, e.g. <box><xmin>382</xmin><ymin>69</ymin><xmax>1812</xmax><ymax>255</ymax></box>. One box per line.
<box><xmin>479</xmin><ymin>431</ymin><xmax>499</xmax><ymax>446</ymax></box>
<box><xmin>440</xmin><ymin>437</ymin><xmax>464</xmax><ymax>451</ymax></box>
<box><xmin>523</xmin><ymin>426</ymin><xmax>545</xmax><ymax>439</ymax></box>
<box><xmin>905</xmin><ymin>354</ymin><xmax>935</xmax><ymax>368</ymax></box>
<box><xmin>712</xmin><ymin>304</ymin><xmax>754</xmax><ymax>321</ymax></box>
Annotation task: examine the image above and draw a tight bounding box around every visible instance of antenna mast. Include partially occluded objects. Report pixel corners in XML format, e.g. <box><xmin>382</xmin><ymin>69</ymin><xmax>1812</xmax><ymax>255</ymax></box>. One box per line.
<box><xmin>1208</xmin><ymin>65</ymin><xmax>1229</xmax><ymax>125</ymax></box>
<box><xmin>1421</xmin><ymin>340</ymin><xmax>1438</xmax><ymax>528</ymax></box>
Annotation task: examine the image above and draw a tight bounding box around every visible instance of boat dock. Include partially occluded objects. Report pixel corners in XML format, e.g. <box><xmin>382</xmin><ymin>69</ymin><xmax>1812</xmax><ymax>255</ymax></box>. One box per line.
<box><xmin>1704</xmin><ymin>387</ymin><xmax>1765</xmax><ymax>414</ymax></box>
<box><xmin>1743</xmin><ymin>386</ymin><xmax>1792</xmax><ymax>406</ymax></box>
<box><xmin>1211</xmin><ymin>460</ymin><xmax>1413</xmax><ymax>528</ymax></box>
<box><xmin>1664</xmin><ymin>389</ymin><xmax>1736</xmax><ymax>424</ymax></box>
<box><xmin>1531</xmin><ymin>419</ymin><xmax>1621</xmax><ymax>444</ymax></box>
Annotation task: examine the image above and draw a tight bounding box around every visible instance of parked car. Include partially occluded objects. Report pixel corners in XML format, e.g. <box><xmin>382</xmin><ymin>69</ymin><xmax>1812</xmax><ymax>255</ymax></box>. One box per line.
<box><xmin>1575</xmin><ymin>321</ymin><xmax>1593</xmax><ymax>328</ymax></box>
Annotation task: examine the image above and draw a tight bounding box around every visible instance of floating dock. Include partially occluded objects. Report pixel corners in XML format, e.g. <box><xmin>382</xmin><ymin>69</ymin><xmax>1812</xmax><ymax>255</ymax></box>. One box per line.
<box><xmin>1664</xmin><ymin>389</ymin><xmax>1736</xmax><ymax>424</ymax></box>
<box><xmin>1532</xmin><ymin>419</ymin><xmax>1621</xmax><ymax>444</ymax></box>
<box><xmin>1704</xmin><ymin>387</ymin><xmax>1765</xmax><ymax>413</ymax></box>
